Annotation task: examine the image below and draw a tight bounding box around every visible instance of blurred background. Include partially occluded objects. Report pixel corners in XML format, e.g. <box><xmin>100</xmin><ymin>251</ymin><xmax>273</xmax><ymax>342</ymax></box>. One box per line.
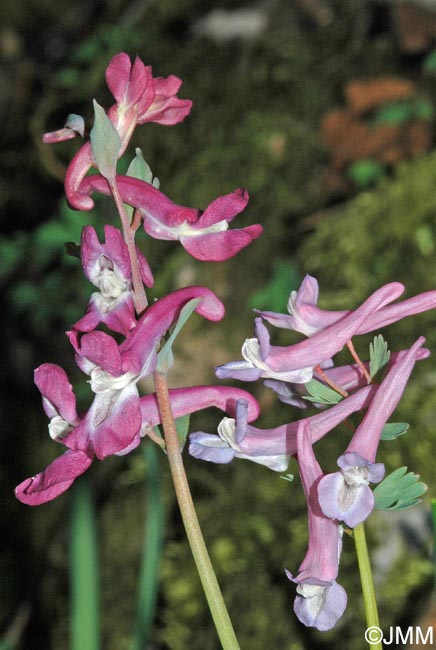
<box><xmin>2</xmin><ymin>0</ymin><xmax>436</xmax><ymax>648</ymax></box>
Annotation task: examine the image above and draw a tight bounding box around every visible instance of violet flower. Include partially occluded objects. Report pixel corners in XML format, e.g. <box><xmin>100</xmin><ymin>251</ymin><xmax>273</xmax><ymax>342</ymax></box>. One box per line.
<box><xmin>73</xmin><ymin>225</ymin><xmax>153</xmax><ymax>335</ymax></box>
<box><xmin>318</xmin><ymin>337</ymin><xmax>425</xmax><ymax>527</ymax></box>
<box><xmin>216</xmin><ymin>282</ymin><xmax>423</xmax><ymax>383</ymax></box>
<box><xmin>43</xmin><ymin>53</ymin><xmax>192</xmax><ymax>211</ymax></box>
<box><xmin>15</xmin><ymin>286</ymin><xmax>232</xmax><ymax>505</ymax></box>
<box><xmin>286</xmin><ymin>422</ymin><xmax>347</xmax><ymax>631</ymax></box>
<box><xmin>264</xmin><ymin>345</ymin><xmax>430</xmax><ymax>409</ymax></box>
<box><xmin>260</xmin><ymin>274</ymin><xmax>436</xmax><ymax>338</ymax></box>
<box><xmin>189</xmin><ymin>384</ymin><xmax>377</xmax><ymax>469</ymax></box>
<box><xmin>77</xmin><ymin>173</ymin><xmax>262</xmax><ymax>262</ymax></box>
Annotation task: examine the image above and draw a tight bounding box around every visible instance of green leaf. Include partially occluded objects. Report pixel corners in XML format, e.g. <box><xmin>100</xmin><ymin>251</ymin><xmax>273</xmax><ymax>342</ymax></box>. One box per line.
<box><xmin>125</xmin><ymin>149</ymin><xmax>160</xmax><ymax>222</ymax></box>
<box><xmin>371</xmin><ymin>101</ymin><xmax>414</xmax><ymax>127</ymax></box>
<box><xmin>249</xmin><ymin>260</ymin><xmax>300</xmax><ymax>312</ymax></box>
<box><xmin>156</xmin><ymin>299</ymin><xmax>201</xmax><ymax>374</ymax></box>
<box><xmin>347</xmin><ymin>159</ymin><xmax>385</xmax><ymax>188</ymax></box>
<box><xmin>131</xmin><ymin>443</ymin><xmax>165</xmax><ymax>650</ymax></box>
<box><xmin>424</xmin><ymin>50</ymin><xmax>436</xmax><ymax>74</ymax></box>
<box><xmin>280</xmin><ymin>474</ymin><xmax>294</xmax><ymax>483</ymax></box>
<box><xmin>374</xmin><ymin>466</ymin><xmax>427</xmax><ymax>511</ymax></box>
<box><xmin>70</xmin><ymin>476</ymin><xmax>100</xmax><ymax>650</ymax></box>
<box><xmin>127</xmin><ymin>148</ymin><xmax>160</xmax><ymax>188</ymax></box>
<box><xmin>175</xmin><ymin>414</ymin><xmax>191</xmax><ymax>450</ymax></box>
<box><xmin>369</xmin><ymin>334</ymin><xmax>390</xmax><ymax>379</ymax></box>
<box><xmin>380</xmin><ymin>422</ymin><xmax>409</xmax><ymax>441</ymax></box>
<box><xmin>90</xmin><ymin>100</ymin><xmax>121</xmax><ymax>181</ymax></box>
<box><xmin>302</xmin><ymin>378</ymin><xmax>343</xmax><ymax>405</ymax></box>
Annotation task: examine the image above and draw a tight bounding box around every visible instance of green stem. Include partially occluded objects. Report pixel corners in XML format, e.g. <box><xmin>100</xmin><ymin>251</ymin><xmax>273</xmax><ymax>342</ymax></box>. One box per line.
<box><xmin>70</xmin><ymin>476</ymin><xmax>100</xmax><ymax>650</ymax></box>
<box><xmin>354</xmin><ymin>522</ymin><xmax>381</xmax><ymax>650</ymax></box>
<box><xmin>153</xmin><ymin>371</ymin><xmax>240</xmax><ymax>650</ymax></box>
<box><xmin>109</xmin><ymin>178</ymin><xmax>148</xmax><ymax>314</ymax></box>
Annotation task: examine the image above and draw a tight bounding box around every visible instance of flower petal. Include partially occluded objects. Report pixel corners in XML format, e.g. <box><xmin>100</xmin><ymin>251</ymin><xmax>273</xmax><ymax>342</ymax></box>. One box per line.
<box><xmin>15</xmin><ymin>450</ymin><xmax>92</xmax><ymax>505</ymax></box>
<box><xmin>34</xmin><ymin>363</ymin><xmax>78</xmax><ymax>424</ymax></box>
<box><xmin>180</xmin><ymin>225</ymin><xmax>262</xmax><ymax>261</ymax></box>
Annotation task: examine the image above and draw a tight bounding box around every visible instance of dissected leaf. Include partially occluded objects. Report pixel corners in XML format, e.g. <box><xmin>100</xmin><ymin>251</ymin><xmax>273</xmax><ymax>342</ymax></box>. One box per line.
<box><xmin>374</xmin><ymin>466</ymin><xmax>427</xmax><ymax>511</ymax></box>
<box><xmin>369</xmin><ymin>334</ymin><xmax>390</xmax><ymax>379</ymax></box>
<box><xmin>380</xmin><ymin>422</ymin><xmax>409</xmax><ymax>441</ymax></box>
<box><xmin>302</xmin><ymin>378</ymin><xmax>343</xmax><ymax>405</ymax></box>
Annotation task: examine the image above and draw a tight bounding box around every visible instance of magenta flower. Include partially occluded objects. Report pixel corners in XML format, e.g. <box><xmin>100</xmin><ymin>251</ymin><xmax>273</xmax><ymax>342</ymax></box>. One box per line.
<box><xmin>15</xmin><ymin>368</ymin><xmax>259</xmax><ymax>506</ymax></box>
<box><xmin>217</xmin><ymin>282</ymin><xmax>422</xmax><ymax>383</ymax></box>
<box><xmin>189</xmin><ymin>384</ymin><xmax>376</xmax><ymax>469</ymax></box>
<box><xmin>77</xmin><ymin>173</ymin><xmax>262</xmax><ymax>262</ymax></box>
<box><xmin>286</xmin><ymin>422</ymin><xmax>347</xmax><ymax>631</ymax></box>
<box><xmin>43</xmin><ymin>53</ymin><xmax>192</xmax><ymax>210</ymax></box>
<box><xmin>260</xmin><ymin>274</ymin><xmax>436</xmax><ymax>337</ymax></box>
<box><xmin>317</xmin><ymin>337</ymin><xmax>425</xmax><ymax>527</ymax></box>
<box><xmin>73</xmin><ymin>225</ymin><xmax>153</xmax><ymax>335</ymax></box>
<box><xmin>15</xmin><ymin>286</ymin><xmax>230</xmax><ymax>505</ymax></box>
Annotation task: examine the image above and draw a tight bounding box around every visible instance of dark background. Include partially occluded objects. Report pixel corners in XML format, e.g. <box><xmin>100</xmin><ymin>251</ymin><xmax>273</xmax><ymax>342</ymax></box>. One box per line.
<box><xmin>2</xmin><ymin>1</ymin><xmax>436</xmax><ymax>648</ymax></box>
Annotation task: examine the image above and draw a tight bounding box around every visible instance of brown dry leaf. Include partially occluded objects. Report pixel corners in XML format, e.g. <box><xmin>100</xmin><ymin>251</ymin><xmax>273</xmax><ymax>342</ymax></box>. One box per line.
<box><xmin>345</xmin><ymin>77</ymin><xmax>416</xmax><ymax>115</ymax></box>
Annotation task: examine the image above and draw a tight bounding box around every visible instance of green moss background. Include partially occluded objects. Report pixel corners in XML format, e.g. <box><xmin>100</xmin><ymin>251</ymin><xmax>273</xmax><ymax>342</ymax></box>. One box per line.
<box><xmin>2</xmin><ymin>1</ymin><xmax>436</xmax><ymax>648</ymax></box>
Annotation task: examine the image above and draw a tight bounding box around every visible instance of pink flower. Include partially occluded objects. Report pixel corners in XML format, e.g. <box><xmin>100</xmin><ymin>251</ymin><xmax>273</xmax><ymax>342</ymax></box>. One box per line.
<box><xmin>15</xmin><ymin>369</ymin><xmax>259</xmax><ymax>506</ymax></box>
<box><xmin>43</xmin><ymin>53</ymin><xmax>192</xmax><ymax>210</ymax></box>
<box><xmin>14</xmin><ymin>286</ymin><xmax>235</xmax><ymax>505</ymax></box>
<box><xmin>78</xmin><ymin>174</ymin><xmax>262</xmax><ymax>262</ymax></box>
<box><xmin>286</xmin><ymin>422</ymin><xmax>347</xmax><ymax>631</ymax></box>
<box><xmin>73</xmin><ymin>225</ymin><xmax>153</xmax><ymax>335</ymax></box>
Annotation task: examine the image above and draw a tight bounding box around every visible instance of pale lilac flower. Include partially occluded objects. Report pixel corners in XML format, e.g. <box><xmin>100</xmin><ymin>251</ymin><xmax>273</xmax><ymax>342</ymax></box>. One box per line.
<box><xmin>259</xmin><ymin>274</ymin><xmax>436</xmax><ymax>338</ymax></box>
<box><xmin>217</xmin><ymin>283</ymin><xmax>413</xmax><ymax>383</ymax></box>
<box><xmin>286</xmin><ymin>422</ymin><xmax>347</xmax><ymax>631</ymax></box>
<box><xmin>264</xmin><ymin>345</ymin><xmax>430</xmax><ymax>408</ymax></box>
<box><xmin>189</xmin><ymin>384</ymin><xmax>376</xmax><ymax>469</ymax></box>
<box><xmin>77</xmin><ymin>174</ymin><xmax>262</xmax><ymax>262</ymax></box>
<box><xmin>318</xmin><ymin>337</ymin><xmax>425</xmax><ymax>527</ymax></box>
<box><xmin>43</xmin><ymin>53</ymin><xmax>192</xmax><ymax>210</ymax></box>
<box><xmin>73</xmin><ymin>225</ymin><xmax>153</xmax><ymax>335</ymax></box>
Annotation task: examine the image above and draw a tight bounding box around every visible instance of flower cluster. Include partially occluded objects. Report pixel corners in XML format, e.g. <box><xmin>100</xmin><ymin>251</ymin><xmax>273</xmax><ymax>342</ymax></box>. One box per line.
<box><xmin>189</xmin><ymin>274</ymin><xmax>436</xmax><ymax>630</ymax></box>
<box><xmin>15</xmin><ymin>53</ymin><xmax>262</xmax><ymax>505</ymax></box>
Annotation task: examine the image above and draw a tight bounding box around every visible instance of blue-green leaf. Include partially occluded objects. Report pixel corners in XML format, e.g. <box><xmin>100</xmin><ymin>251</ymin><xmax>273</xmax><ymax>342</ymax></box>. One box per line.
<box><xmin>302</xmin><ymin>378</ymin><xmax>343</xmax><ymax>405</ymax></box>
<box><xmin>374</xmin><ymin>467</ymin><xmax>427</xmax><ymax>511</ymax></box>
<box><xmin>175</xmin><ymin>414</ymin><xmax>191</xmax><ymax>450</ymax></box>
<box><xmin>90</xmin><ymin>100</ymin><xmax>121</xmax><ymax>181</ymax></box>
<box><xmin>127</xmin><ymin>148</ymin><xmax>160</xmax><ymax>188</ymax></box>
<box><xmin>156</xmin><ymin>299</ymin><xmax>201</xmax><ymax>374</ymax></box>
<box><xmin>380</xmin><ymin>422</ymin><xmax>409</xmax><ymax>441</ymax></box>
<box><xmin>369</xmin><ymin>334</ymin><xmax>390</xmax><ymax>379</ymax></box>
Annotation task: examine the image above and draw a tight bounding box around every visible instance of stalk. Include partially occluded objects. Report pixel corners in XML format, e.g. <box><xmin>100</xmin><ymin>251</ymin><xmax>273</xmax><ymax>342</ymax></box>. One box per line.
<box><xmin>109</xmin><ymin>178</ymin><xmax>148</xmax><ymax>314</ymax></box>
<box><xmin>354</xmin><ymin>522</ymin><xmax>382</xmax><ymax>650</ymax></box>
<box><xmin>153</xmin><ymin>370</ymin><xmax>240</xmax><ymax>650</ymax></box>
